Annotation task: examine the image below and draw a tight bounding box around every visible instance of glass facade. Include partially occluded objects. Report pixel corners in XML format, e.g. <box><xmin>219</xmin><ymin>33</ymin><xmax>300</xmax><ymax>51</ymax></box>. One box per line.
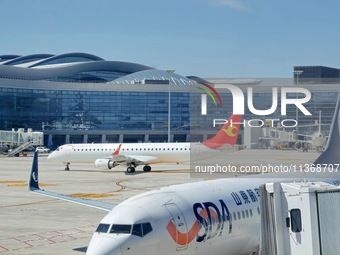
<box><xmin>0</xmin><ymin>86</ymin><xmax>190</xmax><ymax>132</ymax></box>
<box><xmin>0</xmin><ymin>85</ymin><xmax>338</xmax><ymax>133</ymax></box>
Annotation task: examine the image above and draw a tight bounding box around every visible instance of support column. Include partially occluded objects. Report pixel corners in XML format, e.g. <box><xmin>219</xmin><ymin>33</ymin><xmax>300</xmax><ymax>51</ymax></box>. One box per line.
<box><xmin>101</xmin><ymin>134</ymin><xmax>107</xmax><ymax>143</ymax></box>
<box><xmin>65</xmin><ymin>134</ymin><xmax>70</xmax><ymax>144</ymax></box>
<box><xmin>144</xmin><ymin>134</ymin><xmax>149</xmax><ymax>143</ymax></box>
<box><xmin>83</xmin><ymin>134</ymin><xmax>88</xmax><ymax>143</ymax></box>
<box><xmin>119</xmin><ymin>134</ymin><xmax>124</xmax><ymax>143</ymax></box>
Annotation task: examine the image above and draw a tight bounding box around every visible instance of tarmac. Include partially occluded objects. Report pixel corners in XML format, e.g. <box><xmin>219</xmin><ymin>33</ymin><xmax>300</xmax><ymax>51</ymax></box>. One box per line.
<box><xmin>0</xmin><ymin>149</ymin><xmax>320</xmax><ymax>254</ymax></box>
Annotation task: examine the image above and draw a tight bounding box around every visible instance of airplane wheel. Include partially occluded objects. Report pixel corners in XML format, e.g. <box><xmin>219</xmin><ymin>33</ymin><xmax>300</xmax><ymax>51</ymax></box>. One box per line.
<box><xmin>65</xmin><ymin>164</ymin><xmax>70</xmax><ymax>171</ymax></box>
<box><xmin>127</xmin><ymin>167</ymin><xmax>135</xmax><ymax>173</ymax></box>
<box><xmin>143</xmin><ymin>165</ymin><xmax>151</xmax><ymax>172</ymax></box>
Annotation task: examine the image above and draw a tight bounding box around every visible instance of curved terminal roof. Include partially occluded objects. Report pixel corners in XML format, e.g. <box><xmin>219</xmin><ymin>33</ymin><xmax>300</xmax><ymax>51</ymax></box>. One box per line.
<box><xmin>0</xmin><ymin>52</ymin><xmax>199</xmax><ymax>85</ymax></box>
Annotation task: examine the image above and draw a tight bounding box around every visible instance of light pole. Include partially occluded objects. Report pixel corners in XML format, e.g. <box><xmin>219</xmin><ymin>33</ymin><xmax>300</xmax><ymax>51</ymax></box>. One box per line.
<box><xmin>293</xmin><ymin>70</ymin><xmax>303</xmax><ymax>132</ymax></box>
<box><xmin>166</xmin><ymin>69</ymin><xmax>175</xmax><ymax>142</ymax></box>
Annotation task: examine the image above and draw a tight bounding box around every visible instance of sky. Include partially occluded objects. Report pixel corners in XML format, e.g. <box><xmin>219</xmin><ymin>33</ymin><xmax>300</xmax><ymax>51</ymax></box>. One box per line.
<box><xmin>1</xmin><ymin>0</ymin><xmax>340</xmax><ymax>78</ymax></box>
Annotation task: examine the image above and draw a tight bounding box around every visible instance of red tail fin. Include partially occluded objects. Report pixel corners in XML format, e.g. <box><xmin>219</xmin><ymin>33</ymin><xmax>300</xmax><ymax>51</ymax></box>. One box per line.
<box><xmin>202</xmin><ymin>115</ymin><xmax>242</xmax><ymax>149</ymax></box>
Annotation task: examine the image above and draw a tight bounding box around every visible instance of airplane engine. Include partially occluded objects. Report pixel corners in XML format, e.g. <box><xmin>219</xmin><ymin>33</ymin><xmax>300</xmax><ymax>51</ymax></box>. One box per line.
<box><xmin>294</xmin><ymin>141</ymin><xmax>302</xmax><ymax>150</ymax></box>
<box><xmin>94</xmin><ymin>159</ymin><xmax>119</xmax><ymax>170</ymax></box>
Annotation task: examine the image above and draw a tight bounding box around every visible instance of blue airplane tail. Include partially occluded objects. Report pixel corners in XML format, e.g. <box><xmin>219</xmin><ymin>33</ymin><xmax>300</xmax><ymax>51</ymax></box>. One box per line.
<box><xmin>28</xmin><ymin>151</ymin><xmax>39</xmax><ymax>190</ymax></box>
<box><xmin>313</xmin><ymin>93</ymin><xmax>340</xmax><ymax>165</ymax></box>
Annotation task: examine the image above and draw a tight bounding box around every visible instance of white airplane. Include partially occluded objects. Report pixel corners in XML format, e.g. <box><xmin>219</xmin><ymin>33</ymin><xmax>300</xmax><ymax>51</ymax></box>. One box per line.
<box><xmin>28</xmin><ymin>95</ymin><xmax>340</xmax><ymax>255</ymax></box>
<box><xmin>47</xmin><ymin>114</ymin><xmax>242</xmax><ymax>173</ymax></box>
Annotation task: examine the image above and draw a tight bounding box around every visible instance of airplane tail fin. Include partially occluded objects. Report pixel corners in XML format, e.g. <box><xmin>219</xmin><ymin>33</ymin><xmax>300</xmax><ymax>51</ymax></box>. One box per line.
<box><xmin>313</xmin><ymin>92</ymin><xmax>340</xmax><ymax>164</ymax></box>
<box><xmin>202</xmin><ymin>114</ymin><xmax>242</xmax><ymax>149</ymax></box>
<box><xmin>28</xmin><ymin>151</ymin><xmax>40</xmax><ymax>191</ymax></box>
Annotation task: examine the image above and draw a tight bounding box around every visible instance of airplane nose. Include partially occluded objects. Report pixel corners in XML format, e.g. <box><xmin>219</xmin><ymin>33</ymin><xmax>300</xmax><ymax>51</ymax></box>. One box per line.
<box><xmin>86</xmin><ymin>235</ymin><xmax>124</xmax><ymax>255</ymax></box>
<box><xmin>47</xmin><ymin>151</ymin><xmax>55</xmax><ymax>160</ymax></box>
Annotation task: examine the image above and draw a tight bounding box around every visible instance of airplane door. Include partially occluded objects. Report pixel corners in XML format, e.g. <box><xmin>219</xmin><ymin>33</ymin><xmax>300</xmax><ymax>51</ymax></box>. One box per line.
<box><xmin>164</xmin><ymin>203</ymin><xmax>188</xmax><ymax>251</ymax></box>
<box><xmin>65</xmin><ymin>146</ymin><xmax>72</xmax><ymax>158</ymax></box>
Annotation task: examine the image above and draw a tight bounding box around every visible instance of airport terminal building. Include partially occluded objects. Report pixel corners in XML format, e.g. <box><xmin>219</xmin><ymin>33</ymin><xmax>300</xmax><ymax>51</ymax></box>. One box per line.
<box><xmin>0</xmin><ymin>53</ymin><xmax>339</xmax><ymax>148</ymax></box>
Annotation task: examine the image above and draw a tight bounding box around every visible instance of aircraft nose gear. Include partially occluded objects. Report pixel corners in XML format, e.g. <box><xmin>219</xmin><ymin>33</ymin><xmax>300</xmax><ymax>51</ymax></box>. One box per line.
<box><xmin>65</xmin><ymin>163</ymin><xmax>70</xmax><ymax>171</ymax></box>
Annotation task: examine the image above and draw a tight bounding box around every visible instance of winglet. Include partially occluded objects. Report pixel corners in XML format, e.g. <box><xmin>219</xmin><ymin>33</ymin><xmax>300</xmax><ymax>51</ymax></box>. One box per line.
<box><xmin>28</xmin><ymin>151</ymin><xmax>40</xmax><ymax>191</ymax></box>
<box><xmin>202</xmin><ymin>114</ymin><xmax>242</xmax><ymax>149</ymax></box>
<box><xmin>313</xmin><ymin>92</ymin><xmax>340</xmax><ymax>164</ymax></box>
<box><xmin>113</xmin><ymin>144</ymin><xmax>122</xmax><ymax>156</ymax></box>
<box><xmin>28</xmin><ymin>151</ymin><xmax>115</xmax><ymax>211</ymax></box>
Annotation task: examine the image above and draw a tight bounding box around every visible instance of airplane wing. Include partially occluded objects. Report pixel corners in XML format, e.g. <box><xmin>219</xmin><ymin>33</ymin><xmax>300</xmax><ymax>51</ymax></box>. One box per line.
<box><xmin>111</xmin><ymin>154</ymin><xmax>158</xmax><ymax>165</ymax></box>
<box><xmin>109</xmin><ymin>143</ymin><xmax>158</xmax><ymax>165</ymax></box>
<box><xmin>29</xmin><ymin>152</ymin><xmax>116</xmax><ymax>212</ymax></box>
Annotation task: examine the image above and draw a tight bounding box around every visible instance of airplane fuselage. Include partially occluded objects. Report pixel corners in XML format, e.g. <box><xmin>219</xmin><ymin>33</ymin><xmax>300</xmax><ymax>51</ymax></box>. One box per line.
<box><xmin>86</xmin><ymin>178</ymin><xmax>264</xmax><ymax>255</ymax></box>
<box><xmin>48</xmin><ymin>142</ymin><xmax>235</xmax><ymax>172</ymax></box>
<box><xmin>49</xmin><ymin>143</ymin><xmax>191</xmax><ymax>164</ymax></box>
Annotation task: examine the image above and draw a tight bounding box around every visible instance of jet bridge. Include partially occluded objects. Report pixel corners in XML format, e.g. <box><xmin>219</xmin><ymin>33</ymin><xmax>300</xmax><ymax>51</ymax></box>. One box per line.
<box><xmin>260</xmin><ymin>181</ymin><xmax>340</xmax><ymax>255</ymax></box>
<box><xmin>0</xmin><ymin>128</ymin><xmax>44</xmax><ymax>156</ymax></box>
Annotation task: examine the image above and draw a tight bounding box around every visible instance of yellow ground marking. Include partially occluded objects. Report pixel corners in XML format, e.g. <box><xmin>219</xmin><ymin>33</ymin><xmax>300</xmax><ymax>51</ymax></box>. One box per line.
<box><xmin>0</xmin><ymin>180</ymin><xmax>57</xmax><ymax>187</ymax></box>
<box><xmin>70</xmin><ymin>193</ymin><xmax>119</xmax><ymax>198</ymax></box>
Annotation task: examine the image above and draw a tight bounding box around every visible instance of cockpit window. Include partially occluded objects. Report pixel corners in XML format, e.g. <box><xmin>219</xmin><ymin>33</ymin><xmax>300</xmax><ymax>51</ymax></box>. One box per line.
<box><xmin>97</xmin><ymin>223</ymin><xmax>153</xmax><ymax>236</ymax></box>
<box><xmin>110</xmin><ymin>224</ymin><xmax>132</xmax><ymax>234</ymax></box>
<box><xmin>132</xmin><ymin>224</ymin><xmax>142</xmax><ymax>237</ymax></box>
<box><xmin>96</xmin><ymin>223</ymin><xmax>110</xmax><ymax>233</ymax></box>
<box><xmin>132</xmin><ymin>223</ymin><xmax>153</xmax><ymax>237</ymax></box>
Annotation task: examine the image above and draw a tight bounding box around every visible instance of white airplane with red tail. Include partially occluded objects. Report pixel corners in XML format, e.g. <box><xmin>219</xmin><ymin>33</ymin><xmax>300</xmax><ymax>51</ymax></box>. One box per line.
<box><xmin>48</xmin><ymin>115</ymin><xmax>242</xmax><ymax>173</ymax></box>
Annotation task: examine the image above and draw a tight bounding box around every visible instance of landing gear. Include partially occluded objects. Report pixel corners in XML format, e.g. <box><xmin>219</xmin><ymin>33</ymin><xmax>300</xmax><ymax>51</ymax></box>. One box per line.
<box><xmin>126</xmin><ymin>166</ymin><xmax>135</xmax><ymax>173</ymax></box>
<box><xmin>143</xmin><ymin>165</ymin><xmax>151</xmax><ymax>172</ymax></box>
<box><xmin>65</xmin><ymin>163</ymin><xmax>70</xmax><ymax>171</ymax></box>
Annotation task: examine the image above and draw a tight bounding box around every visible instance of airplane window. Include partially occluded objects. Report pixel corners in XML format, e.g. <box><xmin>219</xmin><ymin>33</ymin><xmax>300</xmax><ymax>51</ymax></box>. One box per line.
<box><xmin>96</xmin><ymin>223</ymin><xmax>110</xmax><ymax>233</ymax></box>
<box><xmin>242</xmin><ymin>211</ymin><xmax>245</xmax><ymax>219</ymax></box>
<box><xmin>245</xmin><ymin>210</ymin><xmax>249</xmax><ymax>218</ymax></box>
<box><xmin>233</xmin><ymin>212</ymin><xmax>237</xmax><ymax>221</ymax></box>
<box><xmin>237</xmin><ymin>212</ymin><xmax>241</xmax><ymax>220</ymax></box>
<box><xmin>132</xmin><ymin>224</ymin><xmax>142</xmax><ymax>237</ymax></box>
<box><xmin>249</xmin><ymin>209</ymin><xmax>253</xmax><ymax>217</ymax></box>
<box><xmin>110</xmin><ymin>224</ymin><xmax>132</xmax><ymax>234</ymax></box>
<box><xmin>142</xmin><ymin>222</ymin><xmax>153</xmax><ymax>236</ymax></box>
<box><xmin>132</xmin><ymin>223</ymin><xmax>153</xmax><ymax>237</ymax></box>
<box><xmin>257</xmin><ymin>207</ymin><xmax>260</xmax><ymax>215</ymax></box>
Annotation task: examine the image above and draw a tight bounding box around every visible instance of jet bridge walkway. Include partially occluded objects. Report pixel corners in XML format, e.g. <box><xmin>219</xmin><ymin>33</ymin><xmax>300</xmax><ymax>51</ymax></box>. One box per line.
<box><xmin>0</xmin><ymin>128</ymin><xmax>44</xmax><ymax>156</ymax></box>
